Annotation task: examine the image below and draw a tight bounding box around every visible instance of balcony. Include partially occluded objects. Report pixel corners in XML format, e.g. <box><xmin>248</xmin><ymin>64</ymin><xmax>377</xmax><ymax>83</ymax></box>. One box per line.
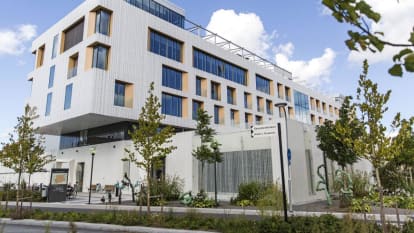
<box><xmin>67</xmin><ymin>66</ymin><xmax>78</xmax><ymax>79</ymax></box>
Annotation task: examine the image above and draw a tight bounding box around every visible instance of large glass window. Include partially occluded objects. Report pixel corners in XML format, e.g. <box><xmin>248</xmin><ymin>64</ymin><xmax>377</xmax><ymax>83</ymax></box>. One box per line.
<box><xmin>64</xmin><ymin>84</ymin><xmax>73</xmax><ymax>110</ymax></box>
<box><xmin>92</xmin><ymin>45</ymin><xmax>109</xmax><ymax>70</ymax></box>
<box><xmin>48</xmin><ymin>66</ymin><xmax>55</xmax><ymax>88</ymax></box>
<box><xmin>95</xmin><ymin>10</ymin><xmax>111</xmax><ymax>35</ymax></box>
<box><xmin>124</xmin><ymin>0</ymin><xmax>185</xmax><ymax>28</ymax></box>
<box><xmin>294</xmin><ymin>90</ymin><xmax>310</xmax><ymax>124</ymax></box>
<box><xmin>63</xmin><ymin>19</ymin><xmax>84</xmax><ymax>52</ymax></box>
<box><xmin>256</xmin><ymin>74</ymin><xmax>271</xmax><ymax>94</ymax></box>
<box><xmin>51</xmin><ymin>34</ymin><xmax>59</xmax><ymax>59</ymax></box>
<box><xmin>150</xmin><ymin>31</ymin><xmax>182</xmax><ymax>62</ymax></box>
<box><xmin>45</xmin><ymin>93</ymin><xmax>52</xmax><ymax>116</ymax></box>
<box><xmin>162</xmin><ymin>93</ymin><xmax>182</xmax><ymax>117</ymax></box>
<box><xmin>162</xmin><ymin>66</ymin><xmax>182</xmax><ymax>90</ymax></box>
<box><xmin>114</xmin><ymin>81</ymin><xmax>126</xmax><ymax>107</ymax></box>
<box><xmin>193</xmin><ymin>48</ymin><xmax>247</xmax><ymax>85</ymax></box>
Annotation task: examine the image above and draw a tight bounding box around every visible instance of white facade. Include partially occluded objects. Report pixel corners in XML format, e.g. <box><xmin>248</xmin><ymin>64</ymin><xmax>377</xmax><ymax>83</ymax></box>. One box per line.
<box><xmin>16</xmin><ymin>0</ymin><xmax>372</xmax><ymax>203</ymax></box>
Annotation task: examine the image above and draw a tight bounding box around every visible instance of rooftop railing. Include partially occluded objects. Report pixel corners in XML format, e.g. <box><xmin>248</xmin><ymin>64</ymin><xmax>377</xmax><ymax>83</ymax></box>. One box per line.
<box><xmin>184</xmin><ymin>19</ymin><xmax>292</xmax><ymax>80</ymax></box>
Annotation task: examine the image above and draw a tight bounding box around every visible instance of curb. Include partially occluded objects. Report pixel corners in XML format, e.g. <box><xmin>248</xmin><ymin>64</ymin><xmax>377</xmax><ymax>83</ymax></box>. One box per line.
<box><xmin>0</xmin><ymin>218</ymin><xmax>217</xmax><ymax>233</ymax></box>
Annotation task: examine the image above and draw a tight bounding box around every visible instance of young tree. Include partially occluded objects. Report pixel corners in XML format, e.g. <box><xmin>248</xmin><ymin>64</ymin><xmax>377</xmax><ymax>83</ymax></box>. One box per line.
<box><xmin>352</xmin><ymin>61</ymin><xmax>414</xmax><ymax>233</ymax></box>
<box><xmin>124</xmin><ymin>82</ymin><xmax>176</xmax><ymax>213</ymax></box>
<box><xmin>192</xmin><ymin>109</ymin><xmax>222</xmax><ymax>203</ymax></box>
<box><xmin>322</xmin><ymin>0</ymin><xmax>414</xmax><ymax>77</ymax></box>
<box><xmin>316</xmin><ymin>96</ymin><xmax>362</xmax><ymax>169</ymax></box>
<box><xmin>0</xmin><ymin>105</ymin><xmax>52</xmax><ymax>212</ymax></box>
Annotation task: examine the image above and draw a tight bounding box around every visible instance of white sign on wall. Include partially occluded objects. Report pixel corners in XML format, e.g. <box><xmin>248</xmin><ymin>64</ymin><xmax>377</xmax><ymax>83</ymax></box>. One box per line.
<box><xmin>250</xmin><ymin>124</ymin><xmax>278</xmax><ymax>138</ymax></box>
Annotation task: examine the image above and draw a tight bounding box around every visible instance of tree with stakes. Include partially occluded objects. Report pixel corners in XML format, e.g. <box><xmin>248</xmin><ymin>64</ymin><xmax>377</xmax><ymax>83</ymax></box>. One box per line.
<box><xmin>124</xmin><ymin>82</ymin><xmax>176</xmax><ymax>213</ymax></box>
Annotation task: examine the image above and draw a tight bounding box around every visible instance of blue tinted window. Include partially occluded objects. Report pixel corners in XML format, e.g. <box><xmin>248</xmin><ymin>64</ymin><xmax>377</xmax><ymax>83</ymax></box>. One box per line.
<box><xmin>51</xmin><ymin>34</ymin><xmax>59</xmax><ymax>59</ymax></box>
<box><xmin>45</xmin><ymin>93</ymin><xmax>52</xmax><ymax>116</ymax></box>
<box><xmin>193</xmin><ymin>48</ymin><xmax>247</xmax><ymax>85</ymax></box>
<box><xmin>162</xmin><ymin>93</ymin><xmax>182</xmax><ymax>117</ymax></box>
<box><xmin>95</xmin><ymin>10</ymin><xmax>111</xmax><ymax>36</ymax></box>
<box><xmin>125</xmin><ymin>0</ymin><xmax>185</xmax><ymax>28</ymax></box>
<box><xmin>227</xmin><ymin>87</ymin><xmax>235</xmax><ymax>105</ymax></box>
<box><xmin>211</xmin><ymin>82</ymin><xmax>220</xmax><ymax>100</ymax></box>
<box><xmin>162</xmin><ymin>66</ymin><xmax>182</xmax><ymax>90</ymax></box>
<box><xmin>150</xmin><ymin>31</ymin><xmax>181</xmax><ymax>62</ymax></box>
<box><xmin>294</xmin><ymin>90</ymin><xmax>310</xmax><ymax>124</ymax></box>
<box><xmin>214</xmin><ymin>106</ymin><xmax>220</xmax><ymax>124</ymax></box>
<box><xmin>64</xmin><ymin>84</ymin><xmax>73</xmax><ymax>110</ymax></box>
<box><xmin>192</xmin><ymin>101</ymin><xmax>202</xmax><ymax>120</ymax></box>
<box><xmin>196</xmin><ymin>77</ymin><xmax>202</xmax><ymax>96</ymax></box>
<box><xmin>92</xmin><ymin>45</ymin><xmax>108</xmax><ymax>69</ymax></box>
<box><xmin>256</xmin><ymin>74</ymin><xmax>271</xmax><ymax>94</ymax></box>
<box><xmin>48</xmin><ymin>66</ymin><xmax>55</xmax><ymax>88</ymax></box>
<box><xmin>114</xmin><ymin>81</ymin><xmax>126</xmax><ymax>107</ymax></box>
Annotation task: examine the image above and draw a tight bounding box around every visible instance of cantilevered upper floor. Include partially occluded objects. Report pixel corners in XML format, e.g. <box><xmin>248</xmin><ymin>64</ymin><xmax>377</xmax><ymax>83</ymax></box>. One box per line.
<box><xmin>27</xmin><ymin>0</ymin><xmax>341</xmax><ymax>140</ymax></box>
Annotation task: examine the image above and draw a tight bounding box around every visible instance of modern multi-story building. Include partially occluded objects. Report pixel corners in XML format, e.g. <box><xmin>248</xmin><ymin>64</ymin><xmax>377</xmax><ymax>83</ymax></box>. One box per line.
<box><xmin>23</xmin><ymin>0</ymin><xmax>355</xmax><ymax>203</ymax></box>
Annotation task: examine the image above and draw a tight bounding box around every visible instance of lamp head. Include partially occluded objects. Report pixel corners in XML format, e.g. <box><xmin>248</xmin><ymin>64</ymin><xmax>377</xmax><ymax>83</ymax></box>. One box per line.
<box><xmin>90</xmin><ymin>147</ymin><xmax>96</xmax><ymax>156</ymax></box>
<box><xmin>274</xmin><ymin>102</ymin><xmax>288</xmax><ymax>108</ymax></box>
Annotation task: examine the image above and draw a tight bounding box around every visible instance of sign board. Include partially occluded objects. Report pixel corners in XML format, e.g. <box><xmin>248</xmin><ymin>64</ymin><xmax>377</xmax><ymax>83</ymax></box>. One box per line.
<box><xmin>250</xmin><ymin>124</ymin><xmax>278</xmax><ymax>138</ymax></box>
<box><xmin>48</xmin><ymin>168</ymin><xmax>69</xmax><ymax>202</ymax></box>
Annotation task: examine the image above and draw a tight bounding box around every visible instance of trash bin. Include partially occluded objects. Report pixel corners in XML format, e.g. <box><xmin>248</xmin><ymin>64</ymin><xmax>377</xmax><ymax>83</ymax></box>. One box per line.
<box><xmin>41</xmin><ymin>184</ymin><xmax>48</xmax><ymax>198</ymax></box>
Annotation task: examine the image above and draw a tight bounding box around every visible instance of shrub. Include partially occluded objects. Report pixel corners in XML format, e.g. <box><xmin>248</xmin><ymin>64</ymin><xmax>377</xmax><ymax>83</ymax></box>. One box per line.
<box><xmin>351</xmin><ymin>171</ymin><xmax>371</xmax><ymax>198</ymax></box>
<box><xmin>256</xmin><ymin>184</ymin><xmax>284</xmax><ymax>216</ymax></box>
<box><xmin>190</xmin><ymin>190</ymin><xmax>216</xmax><ymax>208</ymax></box>
<box><xmin>236</xmin><ymin>182</ymin><xmax>264</xmax><ymax>205</ymax></box>
<box><xmin>137</xmin><ymin>175</ymin><xmax>184</xmax><ymax>206</ymax></box>
<box><xmin>0</xmin><ymin>190</ymin><xmax>43</xmax><ymax>202</ymax></box>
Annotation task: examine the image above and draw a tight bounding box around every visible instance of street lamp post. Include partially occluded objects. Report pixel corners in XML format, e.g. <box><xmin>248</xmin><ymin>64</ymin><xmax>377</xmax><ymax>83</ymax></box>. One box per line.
<box><xmin>275</xmin><ymin>102</ymin><xmax>293</xmax><ymax>213</ymax></box>
<box><xmin>88</xmin><ymin>147</ymin><xmax>96</xmax><ymax>204</ymax></box>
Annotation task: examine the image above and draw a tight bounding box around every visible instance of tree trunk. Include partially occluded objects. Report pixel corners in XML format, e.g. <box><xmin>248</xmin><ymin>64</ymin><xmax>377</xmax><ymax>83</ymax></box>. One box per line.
<box><xmin>146</xmin><ymin>168</ymin><xmax>151</xmax><ymax>214</ymax></box>
<box><xmin>16</xmin><ymin>169</ymin><xmax>22</xmax><ymax>215</ymax></box>
<box><xmin>200</xmin><ymin>162</ymin><xmax>204</xmax><ymax>192</ymax></box>
<box><xmin>376</xmin><ymin>168</ymin><xmax>387</xmax><ymax>233</ymax></box>
<box><xmin>29</xmin><ymin>174</ymin><xmax>32</xmax><ymax>212</ymax></box>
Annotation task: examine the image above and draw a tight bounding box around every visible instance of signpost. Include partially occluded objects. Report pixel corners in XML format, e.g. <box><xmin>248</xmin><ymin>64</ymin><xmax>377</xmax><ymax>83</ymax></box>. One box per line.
<box><xmin>250</xmin><ymin>123</ymin><xmax>289</xmax><ymax>222</ymax></box>
<box><xmin>48</xmin><ymin>168</ymin><xmax>69</xmax><ymax>202</ymax></box>
<box><xmin>250</xmin><ymin>124</ymin><xmax>278</xmax><ymax>138</ymax></box>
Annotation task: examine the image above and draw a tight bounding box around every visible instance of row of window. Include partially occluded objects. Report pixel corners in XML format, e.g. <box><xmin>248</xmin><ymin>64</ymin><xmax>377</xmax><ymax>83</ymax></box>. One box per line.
<box><xmin>125</xmin><ymin>0</ymin><xmax>185</xmax><ymax>28</ymax></box>
<box><xmin>150</xmin><ymin>31</ymin><xmax>182</xmax><ymax>62</ymax></box>
<box><xmin>36</xmin><ymin>8</ymin><xmax>111</xmax><ymax>68</ymax></box>
<box><xmin>193</xmin><ymin>48</ymin><xmax>247</xmax><ymax>86</ymax></box>
<box><xmin>45</xmin><ymin>84</ymin><xmax>73</xmax><ymax>116</ymax></box>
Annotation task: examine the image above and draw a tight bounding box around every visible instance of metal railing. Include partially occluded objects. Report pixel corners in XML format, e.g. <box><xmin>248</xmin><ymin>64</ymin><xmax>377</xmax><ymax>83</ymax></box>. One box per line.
<box><xmin>184</xmin><ymin>19</ymin><xmax>292</xmax><ymax>80</ymax></box>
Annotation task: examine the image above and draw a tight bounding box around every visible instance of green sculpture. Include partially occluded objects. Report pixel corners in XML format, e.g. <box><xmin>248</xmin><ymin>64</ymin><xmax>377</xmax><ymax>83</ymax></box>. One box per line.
<box><xmin>179</xmin><ymin>191</ymin><xmax>193</xmax><ymax>205</ymax></box>
<box><xmin>316</xmin><ymin>164</ymin><xmax>332</xmax><ymax>206</ymax></box>
<box><xmin>335</xmin><ymin>169</ymin><xmax>353</xmax><ymax>207</ymax></box>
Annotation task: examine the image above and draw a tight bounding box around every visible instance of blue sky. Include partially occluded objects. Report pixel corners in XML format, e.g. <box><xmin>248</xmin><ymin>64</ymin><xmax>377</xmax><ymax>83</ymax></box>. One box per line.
<box><xmin>0</xmin><ymin>0</ymin><xmax>413</xmax><ymax>142</ymax></box>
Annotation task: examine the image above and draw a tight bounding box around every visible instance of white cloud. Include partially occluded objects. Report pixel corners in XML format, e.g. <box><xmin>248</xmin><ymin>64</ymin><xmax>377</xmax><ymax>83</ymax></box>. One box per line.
<box><xmin>347</xmin><ymin>0</ymin><xmax>414</xmax><ymax>64</ymax></box>
<box><xmin>0</xmin><ymin>24</ymin><xmax>37</xmax><ymax>56</ymax></box>
<box><xmin>275</xmin><ymin>44</ymin><xmax>336</xmax><ymax>88</ymax></box>
<box><xmin>206</xmin><ymin>9</ymin><xmax>275</xmax><ymax>58</ymax></box>
<box><xmin>206</xmin><ymin>9</ymin><xmax>336</xmax><ymax>88</ymax></box>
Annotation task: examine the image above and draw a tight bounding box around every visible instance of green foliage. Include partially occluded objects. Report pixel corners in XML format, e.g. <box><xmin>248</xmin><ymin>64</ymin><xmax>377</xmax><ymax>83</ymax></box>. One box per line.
<box><xmin>256</xmin><ymin>184</ymin><xmax>284</xmax><ymax>216</ymax></box>
<box><xmin>138</xmin><ymin>175</ymin><xmax>184</xmax><ymax>206</ymax></box>
<box><xmin>350</xmin><ymin>197</ymin><xmax>372</xmax><ymax>213</ymax></box>
<box><xmin>0</xmin><ymin>105</ymin><xmax>53</xmax><ymax>179</ymax></box>
<box><xmin>0</xmin><ymin>190</ymin><xmax>43</xmax><ymax>202</ymax></box>
<box><xmin>322</xmin><ymin>0</ymin><xmax>414</xmax><ymax>77</ymax></box>
<box><xmin>316</xmin><ymin>96</ymin><xmax>362</xmax><ymax>168</ymax></box>
<box><xmin>192</xmin><ymin>108</ymin><xmax>222</xmax><ymax>193</ymax></box>
<box><xmin>124</xmin><ymin>82</ymin><xmax>176</xmax><ymax>213</ymax></box>
<box><xmin>0</xmin><ymin>208</ymin><xmax>405</xmax><ymax>233</ymax></box>
<box><xmin>235</xmin><ymin>182</ymin><xmax>265</xmax><ymax>205</ymax></box>
<box><xmin>189</xmin><ymin>190</ymin><xmax>217</xmax><ymax>208</ymax></box>
<box><xmin>351</xmin><ymin>171</ymin><xmax>370</xmax><ymax>198</ymax></box>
